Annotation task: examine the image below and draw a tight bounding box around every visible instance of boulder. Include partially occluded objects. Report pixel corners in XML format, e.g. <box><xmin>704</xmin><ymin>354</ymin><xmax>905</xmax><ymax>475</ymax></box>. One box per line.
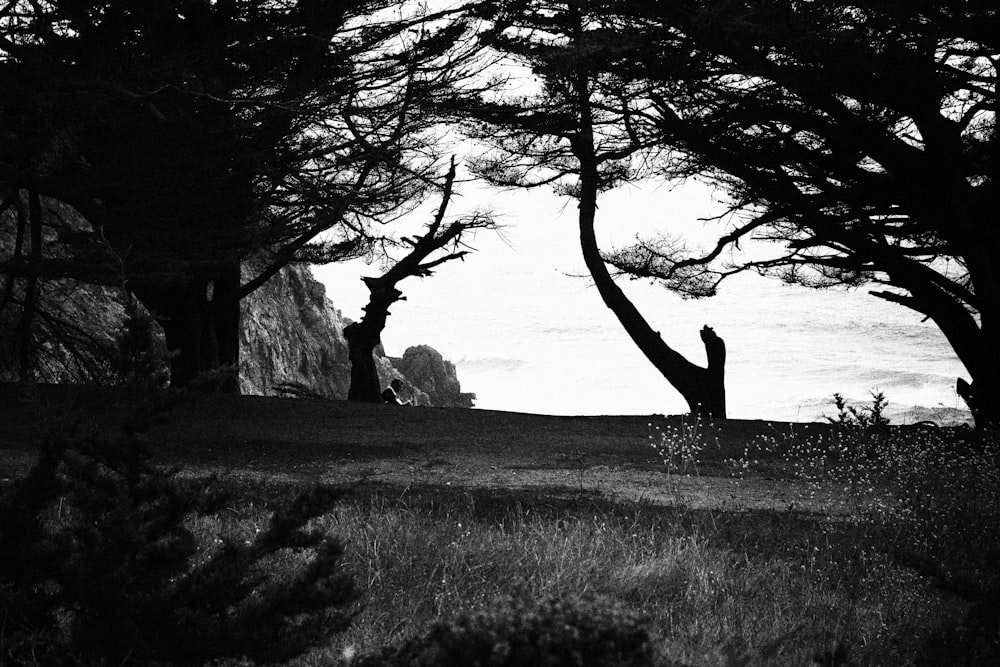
<box><xmin>390</xmin><ymin>345</ymin><xmax>476</xmax><ymax>408</ymax></box>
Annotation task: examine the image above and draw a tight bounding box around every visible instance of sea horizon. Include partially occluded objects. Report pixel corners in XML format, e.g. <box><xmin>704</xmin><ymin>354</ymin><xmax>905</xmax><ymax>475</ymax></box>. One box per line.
<box><xmin>314</xmin><ymin>180</ymin><xmax>972</xmax><ymax>425</ymax></box>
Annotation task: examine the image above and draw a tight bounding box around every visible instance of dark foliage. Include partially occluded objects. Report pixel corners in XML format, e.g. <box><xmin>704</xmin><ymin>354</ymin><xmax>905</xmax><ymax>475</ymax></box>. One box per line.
<box><xmin>117</xmin><ymin>294</ymin><xmax>172</xmax><ymax>390</ymax></box>
<box><xmin>456</xmin><ymin>2</ymin><xmax>728</xmax><ymax>418</ymax></box>
<box><xmin>0</xmin><ymin>406</ymin><xmax>356</xmax><ymax>665</ymax></box>
<box><xmin>356</xmin><ymin>596</ymin><xmax>659</xmax><ymax>667</ymax></box>
<box><xmin>916</xmin><ymin>583</ymin><xmax>1000</xmax><ymax>665</ymax></box>
<box><xmin>0</xmin><ymin>0</ymin><xmax>483</xmax><ymax>386</ymax></box>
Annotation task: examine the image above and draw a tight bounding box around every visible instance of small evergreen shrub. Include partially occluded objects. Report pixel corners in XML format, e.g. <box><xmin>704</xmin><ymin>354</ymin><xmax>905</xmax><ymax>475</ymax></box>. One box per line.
<box><xmin>825</xmin><ymin>391</ymin><xmax>890</xmax><ymax>429</ymax></box>
<box><xmin>0</xmin><ymin>408</ymin><xmax>356</xmax><ymax>665</ymax></box>
<box><xmin>355</xmin><ymin>596</ymin><xmax>659</xmax><ymax>667</ymax></box>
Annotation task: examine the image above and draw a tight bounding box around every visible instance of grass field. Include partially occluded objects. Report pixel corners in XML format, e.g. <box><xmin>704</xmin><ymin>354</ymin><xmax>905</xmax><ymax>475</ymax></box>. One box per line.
<box><xmin>1</xmin><ymin>384</ymin><xmax>998</xmax><ymax>665</ymax></box>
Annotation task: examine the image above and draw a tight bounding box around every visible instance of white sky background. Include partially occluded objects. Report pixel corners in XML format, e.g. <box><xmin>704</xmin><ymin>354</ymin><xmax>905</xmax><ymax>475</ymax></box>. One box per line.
<box><xmin>313</xmin><ymin>169</ymin><xmax>969</xmax><ymax>420</ymax></box>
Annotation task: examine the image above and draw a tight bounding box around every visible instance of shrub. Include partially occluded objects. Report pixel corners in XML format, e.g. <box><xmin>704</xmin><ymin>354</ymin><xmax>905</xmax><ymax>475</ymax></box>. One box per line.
<box><xmin>825</xmin><ymin>391</ymin><xmax>890</xmax><ymax>429</ymax></box>
<box><xmin>355</xmin><ymin>596</ymin><xmax>660</xmax><ymax>667</ymax></box>
<box><xmin>0</xmin><ymin>404</ymin><xmax>356</xmax><ymax>666</ymax></box>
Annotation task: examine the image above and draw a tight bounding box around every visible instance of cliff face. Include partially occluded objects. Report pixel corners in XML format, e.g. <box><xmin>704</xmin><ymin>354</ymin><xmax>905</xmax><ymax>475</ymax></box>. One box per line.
<box><xmin>239</xmin><ymin>260</ymin><xmax>352</xmax><ymax>398</ymax></box>
<box><xmin>239</xmin><ymin>261</ymin><xmax>472</xmax><ymax>407</ymax></box>
<box><xmin>1</xmin><ymin>207</ymin><xmax>126</xmax><ymax>384</ymax></box>
<box><xmin>1</xmin><ymin>216</ymin><xmax>470</xmax><ymax>405</ymax></box>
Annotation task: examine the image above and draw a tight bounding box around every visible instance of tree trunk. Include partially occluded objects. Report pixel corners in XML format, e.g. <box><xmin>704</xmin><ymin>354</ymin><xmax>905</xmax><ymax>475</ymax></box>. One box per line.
<box><xmin>342</xmin><ymin>160</ymin><xmax>476</xmax><ymax>403</ymax></box>
<box><xmin>344</xmin><ymin>321</ymin><xmax>384</xmax><ymax>402</ymax></box>
<box><xmin>919</xmin><ymin>273</ymin><xmax>1000</xmax><ymax>430</ymax></box>
<box><xmin>576</xmin><ymin>190</ymin><xmax>727</xmax><ymax>417</ymax></box>
<box><xmin>573</xmin><ymin>75</ymin><xmax>726</xmax><ymax>418</ymax></box>
<box><xmin>17</xmin><ymin>186</ymin><xmax>43</xmax><ymax>381</ymax></box>
<box><xmin>137</xmin><ymin>269</ymin><xmax>239</xmax><ymax>389</ymax></box>
<box><xmin>345</xmin><ymin>281</ymin><xmax>402</xmax><ymax>402</ymax></box>
<box><xmin>155</xmin><ymin>289</ymin><xmax>207</xmax><ymax>388</ymax></box>
<box><xmin>211</xmin><ymin>262</ymin><xmax>241</xmax><ymax>392</ymax></box>
<box><xmin>0</xmin><ymin>189</ymin><xmax>25</xmax><ymax>318</ymax></box>
<box><xmin>957</xmin><ymin>349</ymin><xmax>1000</xmax><ymax>430</ymax></box>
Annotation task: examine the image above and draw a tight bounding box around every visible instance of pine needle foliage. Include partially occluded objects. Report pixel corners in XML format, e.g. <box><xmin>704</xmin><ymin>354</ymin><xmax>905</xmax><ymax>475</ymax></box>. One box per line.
<box><xmin>0</xmin><ymin>403</ymin><xmax>356</xmax><ymax>666</ymax></box>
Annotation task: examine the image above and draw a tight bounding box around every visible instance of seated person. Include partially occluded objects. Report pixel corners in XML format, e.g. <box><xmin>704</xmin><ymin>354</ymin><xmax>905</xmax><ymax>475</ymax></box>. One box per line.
<box><xmin>381</xmin><ymin>386</ymin><xmax>399</xmax><ymax>405</ymax></box>
<box><xmin>381</xmin><ymin>378</ymin><xmax>411</xmax><ymax>406</ymax></box>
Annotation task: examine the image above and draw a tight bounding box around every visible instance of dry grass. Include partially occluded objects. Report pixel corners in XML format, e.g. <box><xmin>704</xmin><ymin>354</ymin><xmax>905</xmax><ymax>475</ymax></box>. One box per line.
<box><xmin>2</xmin><ymin>385</ymin><xmax>997</xmax><ymax>665</ymax></box>
<box><xmin>177</xmin><ymin>480</ymin><xmax>976</xmax><ymax>666</ymax></box>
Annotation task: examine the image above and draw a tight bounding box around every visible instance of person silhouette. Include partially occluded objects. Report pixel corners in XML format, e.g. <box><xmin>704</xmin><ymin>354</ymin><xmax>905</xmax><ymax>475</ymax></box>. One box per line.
<box><xmin>381</xmin><ymin>378</ymin><xmax>411</xmax><ymax>406</ymax></box>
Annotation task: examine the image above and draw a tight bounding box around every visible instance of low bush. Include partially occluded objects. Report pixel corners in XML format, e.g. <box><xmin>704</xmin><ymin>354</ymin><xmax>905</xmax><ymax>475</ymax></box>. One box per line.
<box><xmin>355</xmin><ymin>595</ymin><xmax>659</xmax><ymax>667</ymax></box>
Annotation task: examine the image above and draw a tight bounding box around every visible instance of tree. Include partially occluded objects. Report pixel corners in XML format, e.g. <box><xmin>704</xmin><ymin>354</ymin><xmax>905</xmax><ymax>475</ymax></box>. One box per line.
<box><xmin>0</xmin><ymin>0</ymin><xmax>484</xmax><ymax>387</ymax></box>
<box><xmin>456</xmin><ymin>0</ymin><xmax>728</xmax><ymax>417</ymax></box>
<box><xmin>588</xmin><ymin>0</ymin><xmax>999</xmax><ymax>427</ymax></box>
<box><xmin>345</xmin><ymin>158</ymin><xmax>496</xmax><ymax>402</ymax></box>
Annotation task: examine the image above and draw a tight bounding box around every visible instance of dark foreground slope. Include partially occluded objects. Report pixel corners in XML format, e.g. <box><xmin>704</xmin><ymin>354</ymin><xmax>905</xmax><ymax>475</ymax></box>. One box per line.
<box><xmin>0</xmin><ymin>383</ymin><xmax>797</xmax><ymax>478</ymax></box>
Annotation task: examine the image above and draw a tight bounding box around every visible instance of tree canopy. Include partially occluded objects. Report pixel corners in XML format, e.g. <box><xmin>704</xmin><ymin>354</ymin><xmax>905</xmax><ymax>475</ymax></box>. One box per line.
<box><xmin>0</xmin><ymin>0</ymin><xmax>486</xmax><ymax>384</ymax></box>
<box><xmin>455</xmin><ymin>0</ymin><xmax>729</xmax><ymax>417</ymax></box>
<box><xmin>597</xmin><ymin>0</ymin><xmax>999</xmax><ymax>426</ymax></box>
<box><xmin>457</xmin><ymin>0</ymin><xmax>998</xmax><ymax>426</ymax></box>
<box><xmin>3</xmin><ymin>0</ymin><xmax>997</xmax><ymax>426</ymax></box>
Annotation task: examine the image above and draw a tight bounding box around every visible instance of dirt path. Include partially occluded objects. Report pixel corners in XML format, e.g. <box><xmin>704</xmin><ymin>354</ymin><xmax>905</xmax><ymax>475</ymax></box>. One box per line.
<box><xmin>319</xmin><ymin>459</ymin><xmax>856</xmax><ymax>514</ymax></box>
<box><xmin>175</xmin><ymin>452</ymin><xmax>860</xmax><ymax>516</ymax></box>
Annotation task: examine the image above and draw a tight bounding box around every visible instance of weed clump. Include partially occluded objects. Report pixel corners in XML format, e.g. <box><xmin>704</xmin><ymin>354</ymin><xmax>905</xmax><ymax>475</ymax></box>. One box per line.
<box><xmin>355</xmin><ymin>596</ymin><xmax>658</xmax><ymax>667</ymax></box>
<box><xmin>648</xmin><ymin>414</ymin><xmax>716</xmax><ymax>478</ymax></box>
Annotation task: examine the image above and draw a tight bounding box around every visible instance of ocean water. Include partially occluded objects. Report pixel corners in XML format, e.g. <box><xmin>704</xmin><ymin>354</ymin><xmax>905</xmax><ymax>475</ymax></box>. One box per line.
<box><xmin>313</xmin><ymin>181</ymin><xmax>971</xmax><ymax>424</ymax></box>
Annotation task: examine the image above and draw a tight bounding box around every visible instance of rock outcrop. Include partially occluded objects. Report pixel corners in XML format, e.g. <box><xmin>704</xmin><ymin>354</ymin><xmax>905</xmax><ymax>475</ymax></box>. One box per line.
<box><xmin>1</xmin><ymin>207</ymin><xmax>125</xmax><ymax>384</ymax></box>
<box><xmin>389</xmin><ymin>345</ymin><xmax>476</xmax><ymax>408</ymax></box>
<box><xmin>239</xmin><ymin>261</ymin><xmax>472</xmax><ymax>406</ymax></box>
<box><xmin>1</xmin><ymin>216</ymin><xmax>471</xmax><ymax>405</ymax></box>
<box><xmin>239</xmin><ymin>259</ymin><xmax>352</xmax><ymax>398</ymax></box>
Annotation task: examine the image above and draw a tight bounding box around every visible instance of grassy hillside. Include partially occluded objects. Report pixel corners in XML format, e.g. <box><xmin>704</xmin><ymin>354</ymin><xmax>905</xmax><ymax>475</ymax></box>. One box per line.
<box><xmin>1</xmin><ymin>383</ymin><xmax>997</xmax><ymax>665</ymax></box>
<box><xmin>0</xmin><ymin>382</ymin><xmax>826</xmax><ymax>477</ymax></box>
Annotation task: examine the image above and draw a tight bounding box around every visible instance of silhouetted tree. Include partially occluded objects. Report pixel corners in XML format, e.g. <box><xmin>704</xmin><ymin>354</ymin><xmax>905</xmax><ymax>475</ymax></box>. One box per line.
<box><xmin>455</xmin><ymin>0</ymin><xmax>728</xmax><ymax>417</ymax></box>
<box><xmin>582</xmin><ymin>0</ymin><xmax>999</xmax><ymax>427</ymax></box>
<box><xmin>0</xmin><ymin>0</ymin><xmax>484</xmax><ymax>387</ymax></box>
<box><xmin>346</xmin><ymin>158</ymin><xmax>495</xmax><ymax>402</ymax></box>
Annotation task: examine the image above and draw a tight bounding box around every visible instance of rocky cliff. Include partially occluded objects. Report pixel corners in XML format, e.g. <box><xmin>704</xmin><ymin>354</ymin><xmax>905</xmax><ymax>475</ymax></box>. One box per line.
<box><xmin>1</xmin><ymin>230</ymin><xmax>473</xmax><ymax>405</ymax></box>
<box><xmin>240</xmin><ymin>261</ymin><xmax>474</xmax><ymax>407</ymax></box>
<box><xmin>389</xmin><ymin>345</ymin><xmax>476</xmax><ymax>408</ymax></box>
<box><xmin>1</xmin><ymin>207</ymin><xmax>126</xmax><ymax>384</ymax></box>
<box><xmin>239</xmin><ymin>259</ymin><xmax>352</xmax><ymax>398</ymax></box>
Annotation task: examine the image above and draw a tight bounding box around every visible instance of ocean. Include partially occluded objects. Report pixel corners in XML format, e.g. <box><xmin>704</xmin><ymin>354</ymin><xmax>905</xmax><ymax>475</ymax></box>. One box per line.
<box><xmin>313</xmin><ymin>181</ymin><xmax>971</xmax><ymax>424</ymax></box>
